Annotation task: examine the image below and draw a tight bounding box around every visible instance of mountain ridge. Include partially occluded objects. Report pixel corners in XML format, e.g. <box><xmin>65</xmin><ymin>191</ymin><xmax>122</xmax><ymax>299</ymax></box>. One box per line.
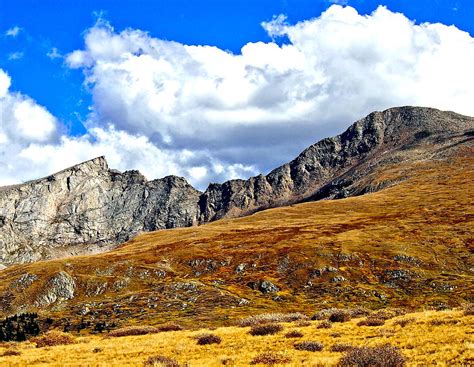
<box><xmin>0</xmin><ymin>106</ymin><xmax>473</xmax><ymax>267</ymax></box>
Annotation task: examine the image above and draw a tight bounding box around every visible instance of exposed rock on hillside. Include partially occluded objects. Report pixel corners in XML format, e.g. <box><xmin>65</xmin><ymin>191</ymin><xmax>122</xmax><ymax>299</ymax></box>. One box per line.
<box><xmin>0</xmin><ymin>159</ymin><xmax>200</xmax><ymax>266</ymax></box>
<box><xmin>0</xmin><ymin>106</ymin><xmax>473</xmax><ymax>267</ymax></box>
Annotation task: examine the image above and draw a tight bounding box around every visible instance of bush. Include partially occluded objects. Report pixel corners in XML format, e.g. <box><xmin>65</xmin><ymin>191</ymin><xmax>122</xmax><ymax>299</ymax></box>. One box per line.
<box><xmin>295</xmin><ymin>320</ymin><xmax>311</xmax><ymax>327</ymax></box>
<box><xmin>196</xmin><ymin>333</ymin><xmax>222</xmax><ymax>345</ymax></box>
<box><xmin>239</xmin><ymin>313</ymin><xmax>308</xmax><ymax>327</ymax></box>
<box><xmin>330</xmin><ymin>343</ymin><xmax>354</xmax><ymax>352</ymax></box>
<box><xmin>371</xmin><ymin>310</ymin><xmax>397</xmax><ymax>320</ymax></box>
<box><xmin>317</xmin><ymin>320</ymin><xmax>332</xmax><ymax>329</ymax></box>
<box><xmin>329</xmin><ymin>310</ymin><xmax>351</xmax><ymax>323</ymax></box>
<box><xmin>249</xmin><ymin>323</ymin><xmax>283</xmax><ymax>336</ymax></box>
<box><xmin>349</xmin><ymin>307</ymin><xmax>371</xmax><ymax>318</ymax></box>
<box><xmin>1</xmin><ymin>349</ymin><xmax>21</xmax><ymax>356</ymax></box>
<box><xmin>250</xmin><ymin>352</ymin><xmax>291</xmax><ymax>365</ymax></box>
<box><xmin>429</xmin><ymin>319</ymin><xmax>458</xmax><ymax>326</ymax></box>
<box><xmin>311</xmin><ymin>308</ymin><xmax>340</xmax><ymax>320</ymax></box>
<box><xmin>285</xmin><ymin>330</ymin><xmax>303</xmax><ymax>338</ymax></box>
<box><xmin>108</xmin><ymin>326</ymin><xmax>159</xmax><ymax>338</ymax></box>
<box><xmin>31</xmin><ymin>330</ymin><xmax>74</xmax><ymax>348</ymax></box>
<box><xmin>312</xmin><ymin>307</ymin><xmax>370</xmax><ymax>321</ymax></box>
<box><xmin>294</xmin><ymin>341</ymin><xmax>324</xmax><ymax>352</ymax></box>
<box><xmin>157</xmin><ymin>323</ymin><xmax>183</xmax><ymax>332</ymax></box>
<box><xmin>463</xmin><ymin>304</ymin><xmax>474</xmax><ymax>316</ymax></box>
<box><xmin>338</xmin><ymin>344</ymin><xmax>406</xmax><ymax>367</ymax></box>
<box><xmin>357</xmin><ymin>318</ymin><xmax>385</xmax><ymax>327</ymax></box>
<box><xmin>393</xmin><ymin>318</ymin><xmax>415</xmax><ymax>328</ymax></box>
<box><xmin>144</xmin><ymin>355</ymin><xmax>180</xmax><ymax>367</ymax></box>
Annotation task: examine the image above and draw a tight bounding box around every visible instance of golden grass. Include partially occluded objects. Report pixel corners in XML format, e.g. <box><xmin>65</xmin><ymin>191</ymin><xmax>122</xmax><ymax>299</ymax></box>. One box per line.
<box><xmin>0</xmin><ymin>309</ymin><xmax>472</xmax><ymax>366</ymax></box>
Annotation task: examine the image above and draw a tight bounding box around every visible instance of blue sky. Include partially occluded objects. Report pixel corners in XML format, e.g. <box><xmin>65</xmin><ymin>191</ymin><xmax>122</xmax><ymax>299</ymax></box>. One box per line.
<box><xmin>0</xmin><ymin>0</ymin><xmax>473</xmax><ymax>188</ymax></box>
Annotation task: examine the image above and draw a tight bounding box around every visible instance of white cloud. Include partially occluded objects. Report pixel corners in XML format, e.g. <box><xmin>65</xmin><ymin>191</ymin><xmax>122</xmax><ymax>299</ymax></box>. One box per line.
<box><xmin>5</xmin><ymin>26</ymin><xmax>21</xmax><ymax>37</ymax></box>
<box><xmin>46</xmin><ymin>47</ymin><xmax>62</xmax><ymax>59</ymax></box>
<box><xmin>0</xmin><ymin>69</ymin><xmax>255</xmax><ymax>188</ymax></box>
<box><xmin>8</xmin><ymin>52</ymin><xmax>24</xmax><ymax>60</ymax></box>
<box><xmin>2</xmin><ymin>5</ymin><xmax>474</xmax><ymax>189</ymax></box>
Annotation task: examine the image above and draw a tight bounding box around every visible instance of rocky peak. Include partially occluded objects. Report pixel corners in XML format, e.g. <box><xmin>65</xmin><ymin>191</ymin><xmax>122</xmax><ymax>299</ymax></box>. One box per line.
<box><xmin>0</xmin><ymin>107</ymin><xmax>472</xmax><ymax>267</ymax></box>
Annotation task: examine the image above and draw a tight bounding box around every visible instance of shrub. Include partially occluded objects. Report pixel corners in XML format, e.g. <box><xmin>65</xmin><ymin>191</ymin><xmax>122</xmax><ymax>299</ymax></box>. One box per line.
<box><xmin>157</xmin><ymin>323</ymin><xmax>183</xmax><ymax>332</ymax></box>
<box><xmin>144</xmin><ymin>355</ymin><xmax>180</xmax><ymax>367</ymax></box>
<box><xmin>312</xmin><ymin>307</ymin><xmax>370</xmax><ymax>321</ymax></box>
<box><xmin>285</xmin><ymin>330</ymin><xmax>303</xmax><ymax>338</ymax></box>
<box><xmin>295</xmin><ymin>320</ymin><xmax>311</xmax><ymax>327</ymax></box>
<box><xmin>196</xmin><ymin>333</ymin><xmax>222</xmax><ymax>345</ymax></box>
<box><xmin>249</xmin><ymin>323</ymin><xmax>283</xmax><ymax>336</ymax></box>
<box><xmin>330</xmin><ymin>343</ymin><xmax>354</xmax><ymax>352</ymax></box>
<box><xmin>429</xmin><ymin>319</ymin><xmax>459</xmax><ymax>326</ymax></box>
<box><xmin>357</xmin><ymin>318</ymin><xmax>385</xmax><ymax>327</ymax></box>
<box><xmin>250</xmin><ymin>352</ymin><xmax>291</xmax><ymax>365</ymax></box>
<box><xmin>294</xmin><ymin>341</ymin><xmax>324</xmax><ymax>352</ymax></box>
<box><xmin>371</xmin><ymin>310</ymin><xmax>397</xmax><ymax>320</ymax></box>
<box><xmin>393</xmin><ymin>318</ymin><xmax>415</xmax><ymax>328</ymax></box>
<box><xmin>329</xmin><ymin>310</ymin><xmax>351</xmax><ymax>323</ymax></box>
<box><xmin>317</xmin><ymin>320</ymin><xmax>332</xmax><ymax>329</ymax></box>
<box><xmin>338</xmin><ymin>344</ymin><xmax>406</xmax><ymax>367</ymax></box>
<box><xmin>349</xmin><ymin>307</ymin><xmax>371</xmax><ymax>318</ymax></box>
<box><xmin>108</xmin><ymin>326</ymin><xmax>159</xmax><ymax>337</ymax></box>
<box><xmin>463</xmin><ymin>304</ymin><xmax>474</xmax><ymax>316</ymax></box>
<box><xmin>31</xmin><ymin>330</ymin><xmax>75</xmax><ymax>348</ymax></box>
<box><xmin>2</xmin><ymin>349</ymin><xmax>21</xmax><ymax>356</ymax></box>
<box><xmin>311</xmin><ymin>308</ymin><xmax>340</xmax><ymax>321</ymax></box>
<box><xmin>239</xmin><ymin>313</ymin><xmax>308</xmax><ymax>327</ymax></box>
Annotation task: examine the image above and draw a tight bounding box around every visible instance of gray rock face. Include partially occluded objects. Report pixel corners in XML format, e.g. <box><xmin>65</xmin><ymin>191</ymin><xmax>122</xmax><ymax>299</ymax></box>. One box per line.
<box><xmin>0</xmin><ymin>158</ymin><xmax>200</xmax><ymax>266</ymax></box>
<box><xmin>0</xmin><ymin>107</ymin><xmax>473</xmax><ymax>267</ymax></box>
<box><xmin>34</xmin><ymin>271</ymin><xmax>76</xmax><ymax>307</ymax></box>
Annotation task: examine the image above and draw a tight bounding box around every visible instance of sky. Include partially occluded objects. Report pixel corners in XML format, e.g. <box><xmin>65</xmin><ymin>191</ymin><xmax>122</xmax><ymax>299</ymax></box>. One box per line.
<box><xmin>0</xmin><ymin>0</ymin><xmax>473</xmax><ymax>189</ymax></box>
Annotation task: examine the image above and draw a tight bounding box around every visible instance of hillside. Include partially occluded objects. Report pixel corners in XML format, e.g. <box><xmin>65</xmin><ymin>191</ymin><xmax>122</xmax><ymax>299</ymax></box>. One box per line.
<box><xmin>1</xmin><ymin>106</ymin><xmax>473</xmax><ymax>268</ymax></box>
<box><xmin>0</xmin><ymin>143</ymin><xmax>472</xmax><ymax>330</ymax></box>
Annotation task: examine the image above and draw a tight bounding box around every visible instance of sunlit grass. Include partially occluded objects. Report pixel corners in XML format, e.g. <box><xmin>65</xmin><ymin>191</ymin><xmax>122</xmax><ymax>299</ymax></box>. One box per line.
<box><xmin>0</xmin><ymin>309</ymin><xmax>472</xmax><ymax>366</ymax></box>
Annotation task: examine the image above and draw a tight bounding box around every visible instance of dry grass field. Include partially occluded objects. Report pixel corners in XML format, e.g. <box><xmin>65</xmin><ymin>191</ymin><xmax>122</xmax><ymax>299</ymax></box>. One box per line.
<box><xmin>0</xmin><ymin>308</ymin><xmax>472</xmax><ymax>366</ymax></box>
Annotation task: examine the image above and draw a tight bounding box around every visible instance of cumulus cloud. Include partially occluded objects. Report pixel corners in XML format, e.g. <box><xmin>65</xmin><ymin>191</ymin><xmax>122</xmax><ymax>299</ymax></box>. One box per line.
<box><xmin>5</xmin><ymin>26</ymin><xmax>21</xmax><ymax>37</ymax></box>
<box><xmin>2</xmin><ymin>5</ymin><xmax>474</xmax><ymax>189</ymax></box>
<box><xmin>0</xmin><ymin>68</ymin><xmax>255</xmax><ymax>188</ymax></box>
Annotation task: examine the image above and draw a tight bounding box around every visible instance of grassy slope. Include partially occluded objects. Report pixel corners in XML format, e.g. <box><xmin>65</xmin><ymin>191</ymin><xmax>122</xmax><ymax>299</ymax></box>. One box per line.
<box><xmin>0</xmin><ymin>148</ymin><xmax>473</xmax><ymax>328</ymax></box>
<box><xmin>0</xmin><ymin>309</ymin><xmax>472</xmax><ymax>366</ymax></box>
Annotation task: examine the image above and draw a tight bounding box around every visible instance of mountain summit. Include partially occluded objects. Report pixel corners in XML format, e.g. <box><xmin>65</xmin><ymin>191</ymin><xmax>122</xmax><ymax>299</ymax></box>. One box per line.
<box><xmin>0</xmin><ymin>106</ymin><xmax>472</xmax><ymax>267</ymax></box>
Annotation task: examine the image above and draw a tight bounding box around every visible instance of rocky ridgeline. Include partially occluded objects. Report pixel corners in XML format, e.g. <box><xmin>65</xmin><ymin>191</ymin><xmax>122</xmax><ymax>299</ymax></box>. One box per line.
<box><xmin>0</xmin><ymin>107</ymin><xmax>473</xmax><ymax>267</ymax></box>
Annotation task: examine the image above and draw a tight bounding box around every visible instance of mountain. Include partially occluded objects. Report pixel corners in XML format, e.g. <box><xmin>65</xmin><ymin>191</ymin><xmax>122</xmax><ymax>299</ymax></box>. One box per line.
<box><xmin>0</xmin><ymin>106</ymin><xmax>473</xmax><ymax>268</ymax></box>
<box><xmin>0</xmin><ymin>122</ymin><xmax>472</xmax><ymax>327</ymax></box>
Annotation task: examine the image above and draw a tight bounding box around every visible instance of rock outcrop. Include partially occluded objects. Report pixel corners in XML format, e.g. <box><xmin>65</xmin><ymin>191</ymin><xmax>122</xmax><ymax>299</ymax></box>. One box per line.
<box><xmin>0</xmin><ymin>106</ymin><xmax>473</xmax><ymax>267</ymax></box>
<box><xmin>0</xmin><ymin>158</ymin><xmax>200</xmax><ymax>266</ymax></box>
